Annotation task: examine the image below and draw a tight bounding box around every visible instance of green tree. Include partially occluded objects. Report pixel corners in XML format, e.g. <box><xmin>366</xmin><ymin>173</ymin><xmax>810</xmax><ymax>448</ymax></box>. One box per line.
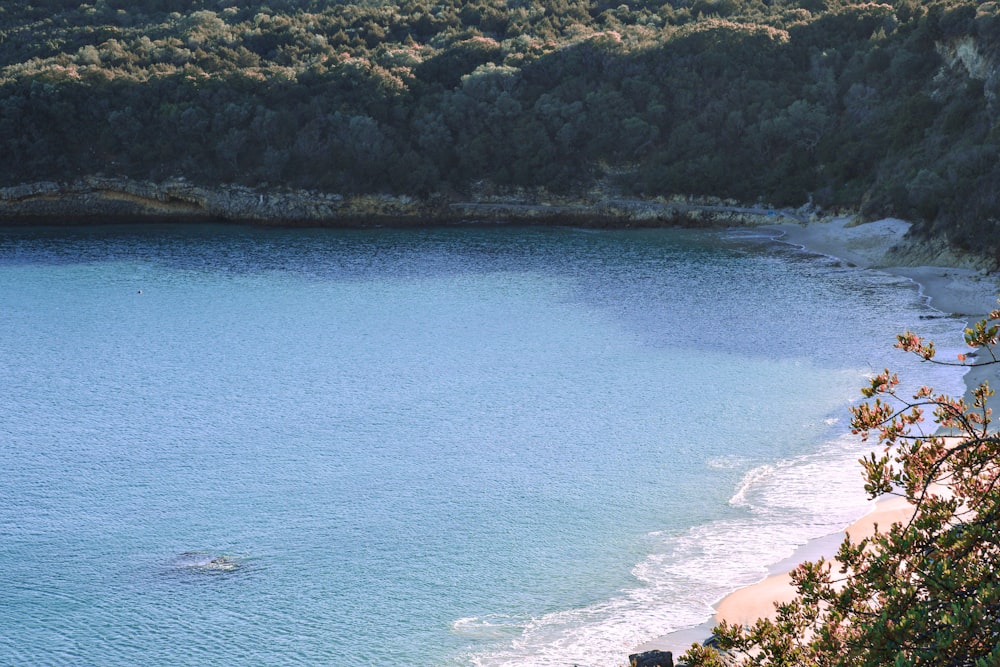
<box><xmin>684</xmin><ymin>307</ymin><xmax>1000</xmax><ymax>666</ymax></box>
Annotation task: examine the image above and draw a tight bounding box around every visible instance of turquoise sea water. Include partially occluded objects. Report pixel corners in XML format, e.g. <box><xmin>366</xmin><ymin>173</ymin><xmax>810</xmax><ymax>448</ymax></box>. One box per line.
<box><xmin>0</xmin><ymin>224</ymin><xmax>967</xmax><ymax>666</ymax></box>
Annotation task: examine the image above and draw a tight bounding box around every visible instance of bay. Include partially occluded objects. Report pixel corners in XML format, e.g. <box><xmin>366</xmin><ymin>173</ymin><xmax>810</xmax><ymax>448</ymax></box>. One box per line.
<box><xmin>0</xmin><ymin>224</ymin><xmax>965</xmax><ymax>666</ymax></box>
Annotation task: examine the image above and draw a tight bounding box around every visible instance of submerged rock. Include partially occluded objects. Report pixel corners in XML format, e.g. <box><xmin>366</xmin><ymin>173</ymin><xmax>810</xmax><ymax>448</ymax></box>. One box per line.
<box><xmin>171</xmin><ymin>551</ymin><xmax>239</xmax><ymax>572</ymax></box>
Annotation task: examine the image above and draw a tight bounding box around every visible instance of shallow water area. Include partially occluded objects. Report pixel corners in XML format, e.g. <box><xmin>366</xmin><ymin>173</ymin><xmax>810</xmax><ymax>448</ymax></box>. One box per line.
<box><xmin>0</xmin><ymin>224</ymin><xmax>967</xmax><ymax>666</ymax></box>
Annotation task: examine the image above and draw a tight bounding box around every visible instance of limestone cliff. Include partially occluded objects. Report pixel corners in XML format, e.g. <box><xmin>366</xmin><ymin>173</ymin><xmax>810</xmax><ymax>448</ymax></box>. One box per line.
<box><xmin>0</xmin><ymin>178</ymin><xmax>811</xmax><ymax>228</ymax></box>
<box><xmin>0</xmin><ymin>178</ymin><xmax>427</xmax><ymax>225</ymax></box>
<box><xmin>936</xmin><ymin>34</ymin><xmax>1000</xmax><ymax>113</ymax></box>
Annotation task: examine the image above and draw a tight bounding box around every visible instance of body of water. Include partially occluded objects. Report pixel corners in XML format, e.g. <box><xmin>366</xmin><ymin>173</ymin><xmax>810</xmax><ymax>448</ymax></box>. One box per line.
<box><xmin>0</xmin><ymin>224</ymin><xmax>966</xmax><ymax>666</ymax></box>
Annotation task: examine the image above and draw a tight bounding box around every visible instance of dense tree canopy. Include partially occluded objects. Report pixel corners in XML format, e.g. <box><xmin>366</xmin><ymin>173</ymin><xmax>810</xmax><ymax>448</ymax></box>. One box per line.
<box><xmin>683</xmin><ymin>309</ymin><xmax>1000</xmax><ymax>666</ymax></box>
<box><xmin>1</xmin><ymin>0</ymin><xmax>999</xmax><ymax>257</ymax></box>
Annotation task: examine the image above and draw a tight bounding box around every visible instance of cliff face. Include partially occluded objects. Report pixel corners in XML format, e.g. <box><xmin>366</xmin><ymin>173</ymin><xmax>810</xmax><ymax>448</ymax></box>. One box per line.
<box><xmin>936</xmin><ymin>35</ymin><xmax>1000</xmax><ymax>113</ymax></box>
<box><xmin>939</xmin><ymin>36</ymin><xmax>993</xmax><ymax>80</ymax></box>
<box><xmin>0</xmin><ymin>178</ymin><xmax>427</xmax><ymax>225</ymax></box>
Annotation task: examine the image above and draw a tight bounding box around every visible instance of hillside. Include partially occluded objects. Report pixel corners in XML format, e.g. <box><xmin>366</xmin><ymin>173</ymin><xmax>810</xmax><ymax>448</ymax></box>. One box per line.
<box><xmin>1</xmin><ymin>0</ymin><xmax>998</xmax><ymax>260</ymax></box>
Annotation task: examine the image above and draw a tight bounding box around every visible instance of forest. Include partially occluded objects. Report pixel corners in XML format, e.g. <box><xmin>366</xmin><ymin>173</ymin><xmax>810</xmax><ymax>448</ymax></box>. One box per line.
<box><xmin>1</xmin><ymin>0</ymin><xmax>998</xmax><ymax>256</ymax></box>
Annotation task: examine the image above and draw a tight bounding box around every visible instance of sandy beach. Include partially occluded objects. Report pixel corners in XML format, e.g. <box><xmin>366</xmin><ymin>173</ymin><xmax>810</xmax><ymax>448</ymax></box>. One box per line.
<box><xmin>633</xmin><ymin>215</ymin><xmax>1000</xmax><ymax>659</ymax></box>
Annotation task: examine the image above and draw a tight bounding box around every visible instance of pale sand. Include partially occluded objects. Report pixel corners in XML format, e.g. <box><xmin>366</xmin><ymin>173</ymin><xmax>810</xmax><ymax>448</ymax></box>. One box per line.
<box><xmin>774</xmin><ymin>216</ymin><xmax>1000</xmax><ymax>401</ymax></box>
<box><xmin>713</xmin><ymin>495</ymin><xmax>915</xmax><ymax>626</ymax></box>
<box><xmin>632</xmin><ymin>217</ymin><xmax>1000</xmax><ymax>658</ymax></box>
<box><xmin>770</xmin><ymin>216</ymin><xmax>999</xmax><ymax>316</ymax></box>
<box><xmin>713</xmin><ymin>474</ymin><xmax>959</xmax><ymax>627</ymax></box>
<box><xmin>634</xmin><ymin>498</ymin><xmax>922</xmax><ymax>654</ymax></box>
<box><xmin>771</xmin><ymin>216</ymin><xmax>914</xmax><ymax>269</ymax></box>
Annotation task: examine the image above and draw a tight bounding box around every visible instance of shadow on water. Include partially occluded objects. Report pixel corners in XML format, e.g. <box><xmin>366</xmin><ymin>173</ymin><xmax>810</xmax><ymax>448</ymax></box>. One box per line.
<box><xmin>0</xmin><ymin>222</ymin><xmax>949</xmax><ymax>364</ymax></box>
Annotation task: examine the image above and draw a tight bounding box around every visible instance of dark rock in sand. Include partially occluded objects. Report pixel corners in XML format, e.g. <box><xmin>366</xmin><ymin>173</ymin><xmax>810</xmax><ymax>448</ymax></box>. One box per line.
<box><xmin>629</xmin><ymin>649</ymin><xmax>674</xmax><ymax>667</ymax></box>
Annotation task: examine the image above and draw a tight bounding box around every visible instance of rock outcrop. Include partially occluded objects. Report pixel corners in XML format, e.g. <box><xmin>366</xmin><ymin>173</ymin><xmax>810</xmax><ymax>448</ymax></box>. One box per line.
<box><xmin>936</xmin><ymin>33</ymin><xmax>1000</xmax><ymax>113</ymax></box>
<box><xmin>0</xmin><ymin>177</ymin><xmax>811</xmax><ymax>229</ymax></box>
<box><xmin>0</xmin><ymin>177</ymin><xmax>431</xmax><ymax>225</ymax></box>
<box><xmin>885</xmin><ymin>234</ymin><xmax>998</xmax><ymax>272</ymax></box>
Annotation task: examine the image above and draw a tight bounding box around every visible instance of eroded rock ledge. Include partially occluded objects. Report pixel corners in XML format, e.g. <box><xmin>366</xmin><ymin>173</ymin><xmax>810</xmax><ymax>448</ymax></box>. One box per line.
<box><xmin>0</xmin><ymin>177</ymin><xmax>811</xmax><ymax>228</ymax></box>
<box><xmin>8</xmin><ymin>177</ymin><xmax>993</xmax><ymax>272</ymax></box>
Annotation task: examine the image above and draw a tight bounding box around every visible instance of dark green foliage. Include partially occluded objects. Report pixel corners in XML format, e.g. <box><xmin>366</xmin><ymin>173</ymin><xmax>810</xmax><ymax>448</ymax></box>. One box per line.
<box><xmin>0</xmin><ymin>0</ymin><xmax>998</xmax><ymax>259</ymax></box>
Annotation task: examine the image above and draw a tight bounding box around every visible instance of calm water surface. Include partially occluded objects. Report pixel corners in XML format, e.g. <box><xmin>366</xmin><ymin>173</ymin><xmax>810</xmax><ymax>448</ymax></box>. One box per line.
<box><xmin>0</xmin><ymin>224</ymin><xmax>966</xmax><ymax>666</ymax></box>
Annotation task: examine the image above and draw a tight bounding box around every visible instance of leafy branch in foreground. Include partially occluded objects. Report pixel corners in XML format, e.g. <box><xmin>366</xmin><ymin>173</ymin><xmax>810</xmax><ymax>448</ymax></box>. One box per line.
<box><xmin>683</xmin><ymin>306</ymin><xmax>1000</xmax><ymax>667</ymax></box>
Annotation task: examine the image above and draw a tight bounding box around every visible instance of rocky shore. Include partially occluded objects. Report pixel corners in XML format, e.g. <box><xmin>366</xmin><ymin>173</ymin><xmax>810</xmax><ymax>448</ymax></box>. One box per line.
<box><xmin>0</xmin><ymin>177</ymin><xmax>812</xmax><ymax>229</ymax></box>
<box><xmin>4</xmin><ymin>178</ymin><xmax>998</xmax><ymax>274</ymax></box>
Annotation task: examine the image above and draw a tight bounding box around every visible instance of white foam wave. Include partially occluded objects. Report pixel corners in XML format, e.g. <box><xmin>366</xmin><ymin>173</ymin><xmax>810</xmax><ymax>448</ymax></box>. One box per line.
<box><xmin>460</xmin><ymin>303</ymin><xmax>970</xmax><ymax>667</ymax></box>
<box><xmin>728</xmin><ymin>463</ymin><xmax>774</xmax><ymax>508</ymax></box>
<box><xmin>465</xmin><ymin>585</ymin><xmax>713</xmax><ymax>667</ymax></box>
<box><xmin>452</xmin><ymin>615</ymin><xmax>525</xmax><ymax>640</ymax></box>
<box><xmin>464</xmin><ymin>433</ymin><xmax>883</xmax><ymax>667</ymax></box>
<box><xmin>704</xmin><ymin>454</ymin><xmax>746</xmax><ymax>470</ymax></box>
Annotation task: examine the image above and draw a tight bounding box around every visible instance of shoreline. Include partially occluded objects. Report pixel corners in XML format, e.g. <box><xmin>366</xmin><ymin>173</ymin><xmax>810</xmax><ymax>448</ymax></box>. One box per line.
<box><xmin>632</xmin><ymin>216</ymin><xmax>1000</xmax><ymax>661</ymax></box>
<box><xmin>0</xmin><ymin>177</ymin><xmax>813</xmax><ymax>230</ymax></box>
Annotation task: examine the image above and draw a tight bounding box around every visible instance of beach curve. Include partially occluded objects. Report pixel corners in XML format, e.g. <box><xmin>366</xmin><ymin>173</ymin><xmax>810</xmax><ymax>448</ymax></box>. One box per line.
<box><xmin>631</xmin><ymin>215</ymin><xmax>1000</xmax><ymax>659</ymax></box>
